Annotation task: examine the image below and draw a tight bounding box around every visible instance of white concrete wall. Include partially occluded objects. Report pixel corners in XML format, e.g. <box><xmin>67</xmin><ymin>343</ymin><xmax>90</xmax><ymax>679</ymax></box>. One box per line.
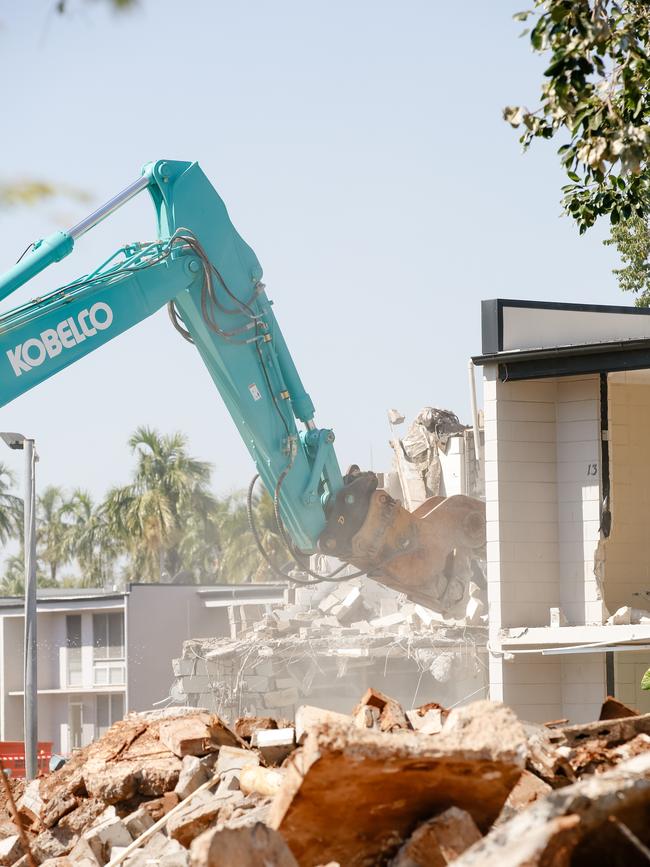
<box><xmin>490</xmin><ymin>653</ymin><xmax>605</xmax><ymax>725</ymax></box>
<box><xmin>556</xmin><ymin>378</ymin><xmax>603</xmax><ymax>626</ymax></box>
<box><xmin>483</xmin><ymin>366</ymin><xmax>607</xmax><ymax>721</ymax></box>
<box><xmin>483</xmin><ymin>367</ymin><xmax>561</xmax><ymax>632</ymax></box>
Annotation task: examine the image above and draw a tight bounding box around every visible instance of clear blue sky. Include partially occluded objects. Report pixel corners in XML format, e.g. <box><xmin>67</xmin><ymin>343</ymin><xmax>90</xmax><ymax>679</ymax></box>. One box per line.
<box><xmin>0</xmin><ymin>0</ymin><xmax>623</xmax><ymax>501</ymax></box>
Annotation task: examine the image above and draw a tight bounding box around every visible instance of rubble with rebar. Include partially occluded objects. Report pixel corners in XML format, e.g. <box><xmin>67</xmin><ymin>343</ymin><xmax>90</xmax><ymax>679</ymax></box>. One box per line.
<box><xmin>2</xmin><ymin>690</ymin><xmax>650</xmax><ymax>866</ymax></box>
<box><xmin>170</xmin><ymin>573</ymin><xmax>488</xmax><ymax>722</ymax></box>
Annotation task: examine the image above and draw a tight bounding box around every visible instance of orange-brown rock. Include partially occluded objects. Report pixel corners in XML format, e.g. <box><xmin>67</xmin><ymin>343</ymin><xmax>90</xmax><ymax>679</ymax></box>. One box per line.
<box><xmin>453</xmin><ymin>753</ymin><xmax>650</xmax><ymax>867</ymax></box>
<box><xmin>190</xmin><ymin>822</ymin><xmax>298</xmax><ymax>866</ymax></box>
<box><xmin>270</xmin><ymin>701</ymin><xmax>526</xmax><ymax>866</ymax></box>
<box><xmin>392</xmin><ymin>807</ymin><xmax>482</xmax><ymax>866</ymax></box>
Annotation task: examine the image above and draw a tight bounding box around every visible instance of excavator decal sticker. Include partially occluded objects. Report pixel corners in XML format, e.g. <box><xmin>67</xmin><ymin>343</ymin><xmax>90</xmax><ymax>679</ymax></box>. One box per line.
<box><xmin>6</xmin><ymin>302</ymin><xmax>113</xmax><ymax>376</ymax></box>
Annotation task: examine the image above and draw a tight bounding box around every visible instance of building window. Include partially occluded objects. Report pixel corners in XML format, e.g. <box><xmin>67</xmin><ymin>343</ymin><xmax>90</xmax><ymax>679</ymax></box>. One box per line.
<box><xmin>66</xmin><ymin>615</ymin><xmax>82</xmax><ymax>687</ymax></box>
<box><xmin>93</xmin><ymin>613</ymin><xmax>124</xmax><ymax>659</ymax></box>
<box><xmin>93</xmin><ymin>613</ymin><xmax>125</xmax><ymax>685</ymax></box>
<box><xmin>68</xmin><ymin>700</ymin><xmax>83</xmax><ymax>751</ymax></box>
<box><xmin>96</xmin><ymin>693</ymin><xmax>125</xmax><ymax>739</ymax></box>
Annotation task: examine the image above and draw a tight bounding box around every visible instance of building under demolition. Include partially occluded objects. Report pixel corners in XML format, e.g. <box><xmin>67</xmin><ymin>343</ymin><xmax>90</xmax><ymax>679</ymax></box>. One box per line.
<box><xmin>474</xmin><ymin>298</ymin><xmax>650</xmax><ymax>724</ymax></box>
<box><xmin>170</xmin><ymin>408</ymin><xmax>488</xmax><ymax>722</ymax></box>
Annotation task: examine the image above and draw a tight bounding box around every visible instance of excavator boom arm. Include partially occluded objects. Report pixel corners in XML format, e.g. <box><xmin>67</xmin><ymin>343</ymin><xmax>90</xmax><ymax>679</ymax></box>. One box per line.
<box><xmin>0</xmin><ymin>160</ymin><xmax>343</xmax><ymax>551</ymax></box>
<box><xmin>0</xmin><ymin>159</ymin><xmax>485</xmax><ymax>614</ymax></box>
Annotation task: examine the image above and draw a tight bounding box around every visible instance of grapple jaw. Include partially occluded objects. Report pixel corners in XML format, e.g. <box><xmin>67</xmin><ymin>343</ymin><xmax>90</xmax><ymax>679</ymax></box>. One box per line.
<box><xmin>318</xmin><ymin>472</ymin><xmax>485</xmax><ymax>617</ymax></box>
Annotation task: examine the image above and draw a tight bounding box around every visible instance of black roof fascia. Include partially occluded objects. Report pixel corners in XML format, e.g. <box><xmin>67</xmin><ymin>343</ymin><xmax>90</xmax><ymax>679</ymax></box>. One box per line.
<box><xmin>473</xmin><ymin>337</ymin><xmax>650</xmax><ymax>381</ymax></box>
<box><xmin>480</xmin><ymin>298</ymin><xmax>650</xmax><ymax>355</ymax></box>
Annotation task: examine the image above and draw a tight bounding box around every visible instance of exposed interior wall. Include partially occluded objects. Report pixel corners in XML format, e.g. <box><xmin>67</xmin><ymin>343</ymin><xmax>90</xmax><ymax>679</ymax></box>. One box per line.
<box><xmin>555</xmin><ymin>378</ymin><xmax>603</xmax><ymax>626</ymax></box>
<box><xmin>602</xmin><ymin>371</ymin><xmax>650</xmax><ymax>613</ymax></box>
<box><xmin>615</xmin><ymin>650</ymin><xmax>650</xmax><ymax>713</ymax></box>
<box><xmin>495</xmin><ymin>653</ymin><xmax>605</xmax><ymax>725</ymax></box>
<box><xmin>484</xmin><ymin>369</ymin><xmax>602</xmax><ymax>630</ymax></box>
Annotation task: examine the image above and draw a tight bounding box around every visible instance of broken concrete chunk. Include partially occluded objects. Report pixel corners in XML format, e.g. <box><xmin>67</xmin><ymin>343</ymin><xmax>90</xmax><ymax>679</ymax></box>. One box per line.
<box><xmin>239</xmin><ymin>766</ymin><xmax>285</xmax><ymax>798</ymax></box>
<box><xmin>549</xmin><ymin>607</ymin><xmax>568</xmax><ymax>628</ymax></box>
<box><xmin>216</xmin><ymin>770</ymin><xmax>241</xmax><ymax>795</ymax></box>
<box><xmin>141</xmin><ymin>791</ymin><xmax>180</xmax><ymax>822</ymax></box>
<box><xmin>41</xmin><ymin>791</ymin><xmax>78</xmax><ymax>829</ymax></box>
<box><xmin>123</xmin><ymin>806</ymin><xmax>155</xmax><ymax>838</ymax></box>
<box><xmin>453</xmin><ymin>752</ymin><xmax>650</xmax><ymax>867</ymax></box>
<box><xmin>599</xmin><ymin>695</ymin><xmax>639</xmax><ymax>720</ymax></box>
<box><xmin>353</xmin><ymin>704</ymin><xmax>381</xmax><ymax>730</ymax></box>
<box><xmin>189</xmin><ymin>822</ymin><xmax>298</xmax><ymax>867</ymax></box>
<box><xmin>465</xmin><ymin>596</ymin><xmax>485</xmax><ymax>625</ymax></box>
<box><xmin>83</xmin><ymin>764</ymin><xmax>140</xmax><ymax>804</ymax></box>
<box><xmin>559</xmin><ymin>709</ymin><xmax>650</xmax><ymax>750</ymax></box>
<box><xmin>607</xmin><ymin>605</ymin><xmax>632</xmax><ymax>625</ymax></box>
<box><xmin>158</xmin><ymin>712</ymin><xmax>242</xmax><ymax>757</ymax></box>
<box><xmin>138</xmin><ymin>755</ymin><xmax>183</xmax><ymax>796</ymax></box>
<box><xmin>233</xmin><ymin>717</ymin><xmax>278</xmax><ymax>742</ymax></box>
<box><xmin>295</xmin><ymin>706</ymin><xmax>353</xmax><ymax>743</ymax></box>
<box><xmin>392</xmin><ymin>807</ymin><xmax>482</xmax><ymax>866</ymax></box>
<box><xmin>216</xmin><ymin>746</ymin><xmax>259</xmax><ymax>775</ymax></box>
<box><xmin>16</xmin><ymin>778</ymin><xmax>43</xmax><ymax>827</ymax></box>
<box><xmin>175</xmin><ymin>755</ymin><xmax>209</xmax><ymax>800</ymax></box>
<box><xmin>369</xmin><ymin>608</ymin><xmax>413</xmax><ymax>628</ymax></box>
<box><xmin>168</xmin><ymin>792</ymin><xmax>243</xmax><ymax>848</ymax></box>
<box><xmin>33</xmin><ymin>827</ymin><xmax>75</xmax><ymax>861</ymax></box>
<box><xmin>250</xmin><ymin>727</ymin><xmax>295</xmax><ymax>765</ymax></box>
<box><xmin>59</xmin><ymin>798</ymin><xmax>107</xmax><ymax>836</ymax></box>
<box><xmin>84</xmin><ymin>816</ymin><xmax>132</xmax><ymax>864</ymax></box>
<box><xmin>67</xmin><ymin>835</ymin><xmax>101</xmax><ymax>866</ymax></box>
<box><xmin>0</xmin><ymin>835</ymin><xmax>23</xmax><ymax>866</ymax></box>
<box><xmin>353</xmin><ymin>687</ymin><xmax>409</xmax><ymax>732</ymax></box>
<box><xmin>269</xmin><ymin>701</ymin><xmax>526</xmax><ymax>866</ymax></box>
<box><xmin>407</xmin><ymin>702</ymin><xmax>449</xmax><ymax>735</ymax></box>
<box><xmin>495</xmin><ymin>769</ymin><xmax>552</xmax><ymax>825</ymax></box>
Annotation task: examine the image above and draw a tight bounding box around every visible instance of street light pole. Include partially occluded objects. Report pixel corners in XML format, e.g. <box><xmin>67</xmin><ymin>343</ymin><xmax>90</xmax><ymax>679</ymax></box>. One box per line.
<box><xmin>0</xmin><ymin>433</ymin><xmax>38</xmax><ymax>781</ymax></box>
<box><xmin>23</xmin><ymin>439</ymin><xmax>37</xmax><ymax>782</ymax></box>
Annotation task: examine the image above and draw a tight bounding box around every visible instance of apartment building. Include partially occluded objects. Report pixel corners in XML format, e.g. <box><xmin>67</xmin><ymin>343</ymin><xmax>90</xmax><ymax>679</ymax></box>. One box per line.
<box><xmin>0</xmin><ymin>582</ymin><xmax>285</xmax><ymax>754</ymax></box>
<box><xmin>474</xmin><ymin>299</ymin><xmax>650</xmax><ymax>723</ymax></box>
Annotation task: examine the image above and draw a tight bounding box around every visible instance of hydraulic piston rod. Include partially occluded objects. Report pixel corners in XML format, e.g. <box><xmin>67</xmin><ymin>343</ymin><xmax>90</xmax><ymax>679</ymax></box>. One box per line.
<box><xmin>0</xmin><ymin>173</ymin><xmax>151</xmax><ymax>303</ymax></box>
<box><xmin>66</xmin><ymin>173</ymin><xmax>150</xmax><ymax>240</ymax></box>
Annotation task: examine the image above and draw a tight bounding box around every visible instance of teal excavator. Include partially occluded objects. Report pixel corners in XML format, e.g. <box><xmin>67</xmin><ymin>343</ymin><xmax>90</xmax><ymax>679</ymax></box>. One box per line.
<box><xmin>0</xmin><ymin>160</ymin><xmax>484</xmax><ymax>616</ymax></box>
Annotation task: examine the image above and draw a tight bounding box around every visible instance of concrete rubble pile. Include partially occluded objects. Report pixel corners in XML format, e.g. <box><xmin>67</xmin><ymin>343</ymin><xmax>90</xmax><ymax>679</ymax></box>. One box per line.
<box><xmin>2</xmin><ymin>691</ymin><xmax>650</xmax><ymax>866</ymax></box>
<box><xmin>172</xmin><ymin>573</ymin><xmax>488</xmax><ymax>721</ymax></box>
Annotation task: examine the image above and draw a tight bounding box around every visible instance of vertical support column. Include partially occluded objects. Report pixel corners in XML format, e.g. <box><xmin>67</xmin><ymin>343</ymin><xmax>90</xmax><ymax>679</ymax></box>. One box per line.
<box><xmin>23</xmin><ymin>439</ymin><xmax>37</xmax><ymax>781</ymax></box>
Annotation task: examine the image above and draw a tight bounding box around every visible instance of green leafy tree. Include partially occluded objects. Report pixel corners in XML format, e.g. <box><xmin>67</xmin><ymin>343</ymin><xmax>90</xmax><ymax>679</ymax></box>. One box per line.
<box><xmin>216</xmin><ymin>489</ymin><xmax>287</xmax><ymax>583</ymax></box>
<box><xmin>603</xmin><ymin>214</ymin><xmax>650</xmax><ymax>303</ymax></box>
<box><xmin>0</xmin><ymin>462</ymin><xmax>21</xmax><ymax>546</ymax></box>
<box><xmin>505</xmin><ymin>2</ymin><xmax>650</xmax><ymax>232</ymax></box>
<box><xmin>0</xmin><ymin>553</ymin><xmax>55</xmax><ymax>596</ymax></box>
<box><xmin>104</xmin><ymin>427</ymin><xmax>217</xmax><ymax>583</ymax></box>
<box><xmin>62</xmin><ymin>490</ymin><xmax>120</xmax><ymax>587</ymax></box>
<box><xmin>37</xmin><ymin>486</ymin><xmax>73</xmax><ymax>583</ymax></box>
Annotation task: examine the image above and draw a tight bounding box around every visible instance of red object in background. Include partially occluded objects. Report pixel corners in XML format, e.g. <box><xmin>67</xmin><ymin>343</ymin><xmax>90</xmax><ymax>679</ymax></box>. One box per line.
<box><xmin>0</xmin><ymin>742</ymin><xmax>52</xmax><ymax>777</ymax></box>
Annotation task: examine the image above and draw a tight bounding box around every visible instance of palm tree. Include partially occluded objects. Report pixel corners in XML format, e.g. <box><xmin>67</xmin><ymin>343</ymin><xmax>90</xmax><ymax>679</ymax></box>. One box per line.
<box><xmin>0</xmin><ymin>553</ymin><xmax>56</xmax><ymax>596</ymax></box>
<box><xmin>104</xmin><ymin>427</ymin><xmax>217</xmax><ymax>583</ymax></box>
<box><xmin>0</xmin><ymin>462</ymin><xmax>21</xmax><ymax>545</ymax></box>
<box><xmin>177</xmin><ymin>504</ymin><xmax>222</xmax><ymax>584</ymax></box>
<box><xmin>216</xmin><ymin>489</ymin><xmax>287</xmax><ymax>583</ymax></box>
<box><xmin>37</xmin><ymin>486</ymin><xmax>73</xmax><ymax>583</ymax></box>
<box><xmin>62</xmin><ymin>490</ymin><xmax>120</xmax><ymax>588</ymax></box>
